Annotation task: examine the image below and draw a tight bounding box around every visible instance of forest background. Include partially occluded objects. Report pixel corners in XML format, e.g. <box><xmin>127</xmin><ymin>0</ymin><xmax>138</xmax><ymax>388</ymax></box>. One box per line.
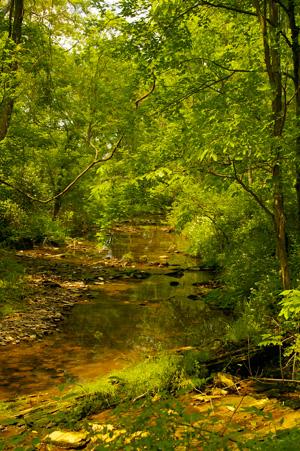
<box><xmin>1</xmin><ymin>0</ymin><xmax>300</xmax><ymax>377</ymax></box>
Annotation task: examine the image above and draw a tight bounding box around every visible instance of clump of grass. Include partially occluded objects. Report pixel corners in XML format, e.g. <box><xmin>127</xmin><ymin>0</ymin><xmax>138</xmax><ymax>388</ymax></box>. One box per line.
<box><xmin>0</xmin><ymin>353</ymin><xmax>208</xmax><ymax>430</ymax></box>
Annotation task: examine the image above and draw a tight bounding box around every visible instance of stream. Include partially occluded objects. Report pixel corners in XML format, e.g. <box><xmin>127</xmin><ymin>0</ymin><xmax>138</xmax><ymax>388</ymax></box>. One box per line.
<box><xmin>0</xmin><ymin>227</ymin><xmax>228</xmax><ymax>400</ymax></box>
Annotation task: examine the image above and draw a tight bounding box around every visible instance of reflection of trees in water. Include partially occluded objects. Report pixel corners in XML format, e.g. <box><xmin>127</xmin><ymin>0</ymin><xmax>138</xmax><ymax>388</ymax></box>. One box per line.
<box><xmin>135</xmin><ymin>299</ymin><xmax>228</xmax><ymax>350</ymax></box>
<box><xmin>64</xmin><ymin>304</ymin><xmax>138</xmax><ymax>349</ymax></box>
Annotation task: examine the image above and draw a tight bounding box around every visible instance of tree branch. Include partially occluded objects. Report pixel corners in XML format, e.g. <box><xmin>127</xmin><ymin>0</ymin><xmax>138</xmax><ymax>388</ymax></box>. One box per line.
<box><xmin>231</xmin><ymin>159</ymin><xmax>274</xmax><ymax>219</ymax></box>
<box><xmin>135</xmin><ymin>73</ymin><xmax>156</xmax><ymax>109</ymax></box>
<box><xmin>155</xmin><ymin>73</ymin><xmax>234</xmax><ymax>116</ymax></box>
<box><xmin>0</xmin><ymin>135</ymin><xmax>124</xmax><ymax>204</ymax></box>
<box><xmin>199</xmin><ymin>0</ymin><xmax>257</xmax><ymax>17</ymax></box>
<box><xmin>1</xmin><ymin>71</ymin><xmax>157</xmax><ymax>205</ymax></box>
<box><xmin>169</xmin><ymin>0</ymin><xmax>256</xmax><ymax>25</ymax></box>
<box><xmin>275</xmin><ymin>0</ymin><xmax>289</xmax><ymax>14</ymax></box>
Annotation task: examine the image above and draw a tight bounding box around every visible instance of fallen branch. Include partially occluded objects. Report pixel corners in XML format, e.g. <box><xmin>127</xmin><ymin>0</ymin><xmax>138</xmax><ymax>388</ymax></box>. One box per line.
<box><xmin>251</xmin><ymin>377</ymin><xmax>300</xmax><ymax>384</ymax></box>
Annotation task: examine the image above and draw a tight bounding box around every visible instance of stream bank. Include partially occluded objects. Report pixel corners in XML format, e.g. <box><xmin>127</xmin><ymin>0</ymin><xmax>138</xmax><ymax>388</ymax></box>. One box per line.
<box><xmin>1</xmin><ymin>226</ymin><xmax>300</xmax><ymax>449</ymax></box>
<box><xmin>1</xmin><ymin>353</ymin><xmax>300</xmax><ymax>451</ymax></box>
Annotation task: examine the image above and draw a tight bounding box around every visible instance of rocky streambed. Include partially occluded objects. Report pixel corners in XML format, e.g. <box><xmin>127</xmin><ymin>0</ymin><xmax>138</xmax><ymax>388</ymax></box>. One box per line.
<box><xmin>0</xmin><ymin>233</ymin><xmax>172</xmax><ymax>346</ymax></box>
<box><xmin>1</xmin><ymin>228</ymin><xmax>300</xmax><ymax>450</ymax></box>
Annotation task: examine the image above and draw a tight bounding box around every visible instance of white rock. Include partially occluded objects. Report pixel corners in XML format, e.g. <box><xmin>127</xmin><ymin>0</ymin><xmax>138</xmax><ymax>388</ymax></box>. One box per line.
<box><xmin>44</xmin><ymin>430</ymin><xmax>89</xmax><ymax>449</ymax></box>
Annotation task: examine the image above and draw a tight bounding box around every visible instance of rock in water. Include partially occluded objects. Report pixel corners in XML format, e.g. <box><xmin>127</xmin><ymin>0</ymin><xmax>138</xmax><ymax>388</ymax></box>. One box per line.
<box><xmin>44</xmin><ymin>430</ymin><xmax>89</xmax><ymax>449</ymax></box>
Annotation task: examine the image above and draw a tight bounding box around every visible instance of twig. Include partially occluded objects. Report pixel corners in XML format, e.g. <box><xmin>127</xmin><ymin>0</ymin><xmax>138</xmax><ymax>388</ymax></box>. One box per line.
<box><xmin>220</xmin><ymin>395</ymin><xmax>246</xmax><ymax>437</ymax></box>
<box><xmin>132</xmin><ymin>391</ymin><xmax>149</xmax><ymax>403</ymax></box>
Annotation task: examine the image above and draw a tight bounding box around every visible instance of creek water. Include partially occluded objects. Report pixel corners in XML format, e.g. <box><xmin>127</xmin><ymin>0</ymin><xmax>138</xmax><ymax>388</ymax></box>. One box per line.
<box><xmin>0</xmin><ymin>227</ymin><xmax>228</xmax><ymax>400</ymax></box>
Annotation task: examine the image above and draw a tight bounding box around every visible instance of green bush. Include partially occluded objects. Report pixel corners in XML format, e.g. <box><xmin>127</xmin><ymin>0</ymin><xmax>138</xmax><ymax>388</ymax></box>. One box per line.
<box><xmin>0</xmin><ymin>199</ymin><xmax>69</xmax><ymax>246</ymax></box>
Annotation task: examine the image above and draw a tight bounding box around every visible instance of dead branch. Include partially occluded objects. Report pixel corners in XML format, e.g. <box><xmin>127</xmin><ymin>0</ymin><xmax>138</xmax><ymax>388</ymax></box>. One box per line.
<box><xmin>251</xmin><ymin>377</ymin><xmax>300</xmax><ymax>384</ymax></box>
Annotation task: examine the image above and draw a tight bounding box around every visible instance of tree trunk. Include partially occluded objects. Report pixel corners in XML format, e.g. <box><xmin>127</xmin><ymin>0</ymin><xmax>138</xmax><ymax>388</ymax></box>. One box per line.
<box><xmin>273</xmin><ymin>163</ymin><xmax>290</xmax><ymax>289</ymax></box>
<box><xmin>0</xmin><ymin>98</ymin><xmax>14</xmax><ymax>141</ymax></box>
<box><xmin>255</xmin><ymin>0</ymin><xmax>291</xmax><ymax>289</ymax></box>
<box><xmin>0</xmin><ymin>0</ymin><xmax>24</xmax><ymax>141</ymax></box>
<box><xmin>52</xmin><ymin>197</ymin><xmax>62</xmax><ymax>220</ymax></box>
<box><xmin>287</xmin><ymin>1</ymin><xmax>300</xmax><ymax>229</ymax></box>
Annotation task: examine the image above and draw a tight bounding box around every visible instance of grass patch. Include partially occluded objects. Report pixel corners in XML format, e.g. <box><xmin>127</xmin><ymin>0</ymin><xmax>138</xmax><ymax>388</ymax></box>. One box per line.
<box><xmin>53</xmin><ymin>354</ymin><xmax>185</xmax><ymax>427</ymax></box>
<box><xmin>0</xmin><ymin>355</ymin><xmax>187</xmax><ymax>429</ymax></box>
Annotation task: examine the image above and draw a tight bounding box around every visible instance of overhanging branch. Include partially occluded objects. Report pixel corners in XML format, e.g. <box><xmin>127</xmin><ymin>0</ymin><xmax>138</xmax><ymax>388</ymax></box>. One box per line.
<box><xmin>1</xmin><ymin>72</ymin><xmax>157</xmax><ymax>205</ymax></box>
<box><xmin>0</xmin><ymin>135</ymin><xmax>124</xmax><ymax>204</ymax></box>
<box><xmin>135</xmin><ymin>73</ymin><xmax>156</xmax><ymax>109</ymax></box>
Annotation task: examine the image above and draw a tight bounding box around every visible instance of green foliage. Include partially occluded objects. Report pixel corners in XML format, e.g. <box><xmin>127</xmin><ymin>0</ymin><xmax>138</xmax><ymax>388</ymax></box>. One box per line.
<box><xmin>24</xmin><ymin>211</ymin><xmax>69</xmax><ymax>245</ymax></box>
<box><xmin>169</xmin><ymin>181</ymin><xmax>277</xmax><ymax>308</ymax></box>
<box><xmin>245</xmin><ymin>428</ymin><xmax>300</xmax><ymax>450</ymax></box>
<box><xmin>226</xmin><ymin>275</ymin><xmax>279</xmax><ymax>345</ymax></box>
<box><xmin>279</xmin><ymin>290</ymin><xmax>300</xmax><ymax>320</ymax></box>
<box><xmin>0</xmin><ymin>252</ymin><xmax>25</xmax><ymax>317</ymax></box>
<box><xmin>0</xmin><ymin>200</ymin><xmax>68</xmax><ymax>245</ymax></box>
<box><xmin>48</xmin><ymin>355</ymin><xmax>184</xmax><ymax>428</ymax></box>
<box><xmin>257</xmin><ymin>289</ymin><xmax>300</xmax><ymax>378</ymax></box>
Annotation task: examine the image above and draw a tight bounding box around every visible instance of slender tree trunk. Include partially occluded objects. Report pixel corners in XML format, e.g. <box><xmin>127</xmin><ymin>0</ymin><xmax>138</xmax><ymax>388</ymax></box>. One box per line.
<box><xmin>0</xmin><ymin>98</ymin><xmax>14</xmax><ymax>141</ymax></box>
<box><xmin>0</xmin><ymin>0</ymin><xmax>24</xmax><ymax>141</ymax></box>
<box><xmin>273</xmin><ymin>163</ymin><xmax>290</xmax><ymax>289</ymax></box>
<box><xmin>52</xmin><ymin>197</ymin><xmax>62</xmax><ymax>220</ymax></box>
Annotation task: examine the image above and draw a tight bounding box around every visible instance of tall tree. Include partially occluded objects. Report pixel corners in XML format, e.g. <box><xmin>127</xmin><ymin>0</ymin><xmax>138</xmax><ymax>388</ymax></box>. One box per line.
<box><xmin>117</xmin><ymin>0</ymin><xmax>296</xmax><ymax>289</ymax></box>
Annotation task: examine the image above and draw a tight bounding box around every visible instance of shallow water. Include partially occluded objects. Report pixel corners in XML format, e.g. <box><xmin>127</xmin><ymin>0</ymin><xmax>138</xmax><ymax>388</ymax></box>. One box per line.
<box><xmin>0</xmin><ymin>227</ymin><xmax>227</xmax><ymax>399</ymax></box>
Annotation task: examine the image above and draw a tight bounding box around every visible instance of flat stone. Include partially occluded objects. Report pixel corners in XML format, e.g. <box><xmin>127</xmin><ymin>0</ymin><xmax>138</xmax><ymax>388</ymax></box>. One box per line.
<box><xmin>44</xmin><ymin>430</ymin><xmax>89</xmax><ymax>449</ymax></box>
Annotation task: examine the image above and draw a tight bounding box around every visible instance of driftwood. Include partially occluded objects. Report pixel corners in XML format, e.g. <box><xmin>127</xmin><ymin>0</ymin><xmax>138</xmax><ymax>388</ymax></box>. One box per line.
<box><xmin>205</xmin><ymin>346</ymin><xmax>260</xmax><ymax>369</ymax></box>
